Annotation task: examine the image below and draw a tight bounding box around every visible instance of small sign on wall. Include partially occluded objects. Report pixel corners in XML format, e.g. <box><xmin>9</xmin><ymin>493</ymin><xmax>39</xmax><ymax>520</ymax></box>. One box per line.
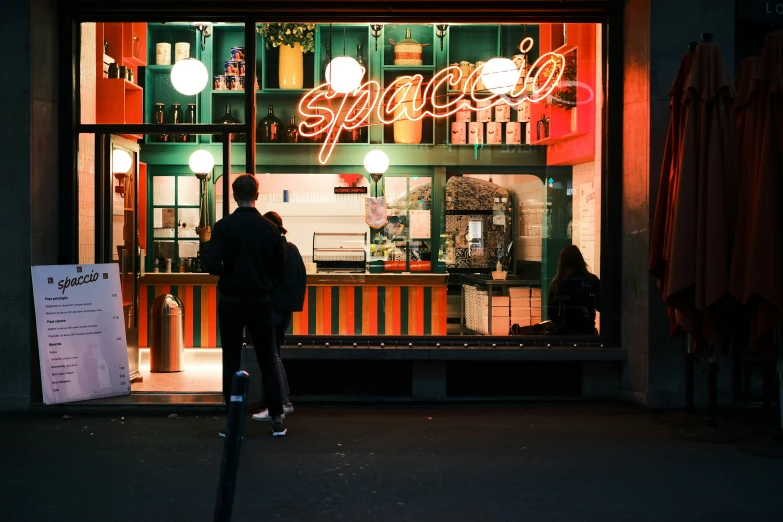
<box><xmin>334</xmin><ymin>186</ymin><xmax>368</xmax><ymax>194</ymax></box>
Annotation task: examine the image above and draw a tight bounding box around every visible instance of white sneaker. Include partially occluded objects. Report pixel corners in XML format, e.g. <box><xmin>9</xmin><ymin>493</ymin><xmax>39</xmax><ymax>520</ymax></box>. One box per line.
<box><xmin>252</xmin><ymin>409</ymin><xmax>288</xmax><ymax>422</ymax></box>
<box><xmin>284</xmin><ymin>403</ymin><xmax>295</xmax><ymax>415</ymax></box>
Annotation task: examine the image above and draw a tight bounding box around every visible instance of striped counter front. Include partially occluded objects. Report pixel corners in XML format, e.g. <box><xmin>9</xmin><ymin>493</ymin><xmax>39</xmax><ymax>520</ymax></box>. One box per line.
<box><xmin>139</xmin><ymin>273</ymin><xmax>449</xmax><ymax>347</ymax></box>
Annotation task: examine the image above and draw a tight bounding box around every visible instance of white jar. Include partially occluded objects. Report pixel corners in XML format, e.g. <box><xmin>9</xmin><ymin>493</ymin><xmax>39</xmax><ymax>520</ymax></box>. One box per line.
<box><xmin>155</xmin><ymin>43</ymin><xmax>171</xmax><ymax>65</ymax></box>
<box><xmin>174</xmin><ymin>42</ymin><xmax>190</xmax><ymax>63</ymax></box>
<box><xmin>451</xmin><ymin>122</ymin><xmax>466</xmax><ymax>144</ymax></box>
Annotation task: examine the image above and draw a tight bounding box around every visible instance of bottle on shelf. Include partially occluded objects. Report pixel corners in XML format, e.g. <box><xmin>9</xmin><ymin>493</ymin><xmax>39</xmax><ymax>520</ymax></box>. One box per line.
<box><xmin>286</xmin><ymin>116</ymin><xmax>300</xmax><ymax>143</ymax></box>
<box><xmin>153</xmin><ymin>102</ymin><xmax>167</xmax><ymax>142</ymax></box>
<box><xmin>321</xmin><ymin>44</ymin><xmax>332</xmax><ymax>84</ymax></box>
<box><xmin>170</xmin><ymin>103</ymin><xmax>184</xmax><ymax>142</ymax></box>
<box><xmin>258</xmin><ymin>105</ymin><xmax>284</xmax><ymax>143</ymax></box>
<box><xmin>185</xmin><ymin>103</ymin><xmax>197</xmax><ymax>142</ymax></box>
<box><xmin>214</xmin><ymin>104</ymin><xmax>244</xmax><ymax>143</ymax></box>
<box><xmin>356</xmin><ymin>43</ymin><xmax>366</xmax><ymax>82</ymax></box>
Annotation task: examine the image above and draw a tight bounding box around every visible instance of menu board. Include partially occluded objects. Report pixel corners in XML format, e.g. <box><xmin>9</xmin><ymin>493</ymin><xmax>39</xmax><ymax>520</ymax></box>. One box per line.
<box><xmin>31</xmin><ymin>264</ymin><xmax>131</xmax><ymax>405</ymax></box>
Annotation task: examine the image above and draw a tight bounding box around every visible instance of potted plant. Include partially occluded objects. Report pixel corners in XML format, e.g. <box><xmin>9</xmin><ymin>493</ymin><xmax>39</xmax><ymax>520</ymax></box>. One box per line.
<box><xmin>257</xmin><ymin>23</ymin><xmax>316</xmax><ymax>89</ymax></box>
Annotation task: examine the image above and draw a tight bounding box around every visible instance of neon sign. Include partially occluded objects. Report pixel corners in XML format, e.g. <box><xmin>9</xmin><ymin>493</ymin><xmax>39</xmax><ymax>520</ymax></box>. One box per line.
<box><xmin>298</xmin><ymin>38</ymin><xmax>566</xmax><ymax>165</ymax></box>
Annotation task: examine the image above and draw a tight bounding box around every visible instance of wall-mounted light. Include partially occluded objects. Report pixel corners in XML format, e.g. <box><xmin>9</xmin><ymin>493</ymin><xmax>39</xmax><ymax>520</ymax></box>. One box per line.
<box><xmin>364</xmin><ymin>149</ymin><xmax>389</xmax><ymax>197</ymax></box>
<box><xmin>435</xmin><ymin>25</ymin><xmax>449</xmax><ymax>51</ymax></box>
<box><xmin>189</xmin><ymin>150</ymin><xmax>215</xmax><ymax>241</ymax></box>
<box><xmin>171</xmin><ymin>58</ymin><xmax>209</xmax><ymax>96</ymax></box>
<box><xmin>112</xmin><ymin>149</ymin><xmax>133</xmax><ymax>198</ymax></box>
<box><xmin>192</xmin><ymin>22</ymin><xmax>212</xmax><ymax>52</ymax></box>
<box><xmin>370</xmin><ymin>24</ymin><xmax>383</xmax><ymax>51</ymax></box>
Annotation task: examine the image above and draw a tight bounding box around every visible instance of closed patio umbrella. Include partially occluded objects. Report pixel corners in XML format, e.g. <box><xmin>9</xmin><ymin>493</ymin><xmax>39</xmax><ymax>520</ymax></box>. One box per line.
<box><xmin>650</xmin><ymin>46</ymin><xmax>694</xmax><ymax>336</ymax></box>
<box><xmin>665</xmin><ymin>36</ymin><xmax>739</xmax><ymax>345</ymax></box>
<box><xmin>731</xmin><ymin>31</ymin><xmax>783</xmax><ymax>356</ymax></box>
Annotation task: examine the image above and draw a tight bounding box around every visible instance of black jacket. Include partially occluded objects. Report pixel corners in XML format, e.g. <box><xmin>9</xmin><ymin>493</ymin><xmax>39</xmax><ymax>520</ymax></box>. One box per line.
<box><xmin>204</xmin><ymin>207</ymin><xmax>284</xmax><ymax>303</ymax></box>
<box><xmin>271</xmin><ymin>238</ymin><xmax>307</xmax><ymax>313</ymax></box>
<box><xmin>547</xmin><ymin>273</ymin><xmax>600</xmax><ymax>334</ymax></box>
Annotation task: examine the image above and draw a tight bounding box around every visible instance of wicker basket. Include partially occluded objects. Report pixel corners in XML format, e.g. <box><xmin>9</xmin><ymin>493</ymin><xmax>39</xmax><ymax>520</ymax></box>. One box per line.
<box><xmin>196</xmin><ymin>226</ymin><xmax>211</xmax><ymax>242</ymax></box>
<box><xmin>389</xmin><ymin>28</ymin><xmax>429</xmax><ymax>66</ymax></box>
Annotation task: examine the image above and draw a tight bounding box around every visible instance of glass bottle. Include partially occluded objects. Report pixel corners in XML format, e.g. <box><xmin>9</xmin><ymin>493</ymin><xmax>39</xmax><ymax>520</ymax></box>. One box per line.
<box><xmin>215</xmin><ymin>104</ymin><xmax>244</xmax><ymax>143</ymax></box>
<box><xmin>356</xmin><ymin>43</ymin><xmax>366</xmax><ymax>82</ymax></box>
<box><xmin>321</xmin><ymin>44</ymin><xmax>332</xmax><ymax>84</ymax></box>
<box><xmin>286</xmin><ymin>116</ymin><xmax>299</xmax><ymax>143</ymax></box>
<box><xmin>170</xmin><ymin>103</ymin><xmax>184</xmax><ymax>142</ymax></box>
<box><xmin>153</xmin><ymin>102</ymin><xmax>167</xmax><ymax>142</ymax></box>
<box><xmin>185</xmin><ymin>103</ymin><xmax>197</xmax><ymax>142</ymax></box>
<box><xmin>257</xmin><ymin>105</ymin><xmax>283</xmax><ymax>143</ymax></box>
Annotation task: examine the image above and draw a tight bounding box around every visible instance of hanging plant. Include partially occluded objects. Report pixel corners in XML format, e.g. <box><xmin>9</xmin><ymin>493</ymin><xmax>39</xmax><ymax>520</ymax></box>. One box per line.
<box><xmin>256</xmin><ymin>23</ymin><xmax>317</xmax><ymax>53</ymax></box>
<box><xmin>550</xmin><ymin>50</ymin><xmax>577</xmax><ymax>110</ymax></box>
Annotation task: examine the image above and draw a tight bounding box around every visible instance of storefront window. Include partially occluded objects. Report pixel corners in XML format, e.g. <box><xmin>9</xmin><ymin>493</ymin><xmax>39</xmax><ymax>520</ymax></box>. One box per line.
<box><xmin>79</xmin><ymin>19</ymin><xmax>605</xmax><ymax>344</ymax></box>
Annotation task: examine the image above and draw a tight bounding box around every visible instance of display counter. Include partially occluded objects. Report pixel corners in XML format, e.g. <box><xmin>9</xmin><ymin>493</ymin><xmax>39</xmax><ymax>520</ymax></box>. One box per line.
<box><xmin>139</xmin><ymin>272</ymin><xmax>448</xmax><ymax>347</ymax></box>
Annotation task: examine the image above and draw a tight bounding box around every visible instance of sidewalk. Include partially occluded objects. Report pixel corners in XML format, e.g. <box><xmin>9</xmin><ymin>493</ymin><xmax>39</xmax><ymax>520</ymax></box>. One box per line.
<box><xmin>2</xmin><ymin>404</ymin><xmax>781</xmax><ymax>522</ymax></box>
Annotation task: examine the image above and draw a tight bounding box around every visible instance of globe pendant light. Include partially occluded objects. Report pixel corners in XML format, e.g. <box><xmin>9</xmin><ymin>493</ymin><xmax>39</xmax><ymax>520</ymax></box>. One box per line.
<box><xmin>189</xmin><ymin>149</ymin><xmax>215</xmax><ymax>178</ymax></box>
<box><xmin>481</xmin><ymin>57</ymin><xmax>520</xmax><ymax>95</ymax></box>
<box><xmin>171</xmin><ymin>58</ymin><xmax>209</xmax><ymax>96</ymax></box>
<box><xmin>325</xmin><ymin>56</ymin><xmax>364</xmax><ymax>93</ymax></box>
<box><xmin>325</xmin><ymin>24</ymin><xmax>363</xmax><ymax>94</ymax></box>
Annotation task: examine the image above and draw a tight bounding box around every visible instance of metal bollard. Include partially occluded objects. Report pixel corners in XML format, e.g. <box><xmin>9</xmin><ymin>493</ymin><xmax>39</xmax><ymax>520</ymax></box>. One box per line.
<box><xmin>214</xmin><ymin>371</ymin><xmax>249</xmax><ymax>522</ymax></box>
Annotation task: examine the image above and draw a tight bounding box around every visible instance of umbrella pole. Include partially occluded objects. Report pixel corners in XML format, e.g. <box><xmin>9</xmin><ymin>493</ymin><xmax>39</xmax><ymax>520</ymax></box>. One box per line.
<box><xmin>778</xmin><ymin>325</ymin><xmax>782</xmax><ymax>431</ymax></box>
<box><xmin>708</xmin><ymin>350</ymin><xmax>718</xmax><ymax>426</ymax></box>
<box><xmin>685</xmin><ymin>334</ymin><xmax>694</xmax><ymax>412</ymax></box>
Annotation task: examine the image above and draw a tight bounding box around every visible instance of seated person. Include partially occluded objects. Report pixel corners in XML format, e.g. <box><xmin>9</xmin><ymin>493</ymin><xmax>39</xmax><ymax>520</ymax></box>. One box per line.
<box><xmin>547</xmin><ymin>245</ymin><xmax>600</xmax><ymax>335</ymax></box>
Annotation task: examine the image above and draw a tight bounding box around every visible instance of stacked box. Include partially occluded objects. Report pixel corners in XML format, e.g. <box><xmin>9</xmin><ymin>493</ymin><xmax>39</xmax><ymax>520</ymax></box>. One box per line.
<box><xmin>530</xmin><ymin>287</ymin><xmax>542</xmax><ymax>323</ymax></box>
<box><xmin>509</xmin><ymin>286</ymin><xmax>532</xmax><ymax>327</ymax></box>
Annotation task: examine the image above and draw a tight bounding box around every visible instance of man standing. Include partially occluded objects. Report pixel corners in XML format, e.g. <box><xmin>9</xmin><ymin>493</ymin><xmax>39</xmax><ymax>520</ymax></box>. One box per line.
<box><xmin>204</xmin><ymin>174</ymin><xmax>287</xmax><ymax>437</ymax></box>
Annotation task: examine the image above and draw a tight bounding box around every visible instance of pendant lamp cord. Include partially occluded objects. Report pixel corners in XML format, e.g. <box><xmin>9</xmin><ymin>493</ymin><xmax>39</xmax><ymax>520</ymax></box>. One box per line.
<box><xmin>343</xmin><ymin>24</ymin><xmax>347</xmax><ymax>55</ymax></box>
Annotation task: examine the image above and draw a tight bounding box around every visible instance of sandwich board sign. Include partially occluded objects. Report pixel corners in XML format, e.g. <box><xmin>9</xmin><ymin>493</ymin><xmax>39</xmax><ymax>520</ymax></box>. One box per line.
<box><xmin>31</xmin><ymin>264</ymin><xmax>131</xmax><ymax>404</ymax></box>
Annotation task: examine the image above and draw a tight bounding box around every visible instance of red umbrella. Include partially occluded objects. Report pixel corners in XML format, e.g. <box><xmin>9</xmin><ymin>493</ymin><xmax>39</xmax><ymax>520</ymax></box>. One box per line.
<box><xmin>665</xmin><ymin>38</ymin><xmax>739</xmax><ymax>344</ymax></box>
<box><xmin>650</xmin><ymin>48</ymin><xmax>694</xmax><ymax>336</ymax></box>
<box><xmin>732</xmin><ymin>31</ymin><xmax>783</xmax><ymax>356</ymax></box>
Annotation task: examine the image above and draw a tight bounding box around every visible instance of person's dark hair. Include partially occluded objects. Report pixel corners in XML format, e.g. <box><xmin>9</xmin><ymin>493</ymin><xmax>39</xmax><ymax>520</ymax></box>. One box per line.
<box><xmin>232</xmin><ymin>174</ymin><xmax>259</xmax><ymax>203</ymax></box>
<box><xmin>551</xmin><ymin>245</ymin><xmax>589</xmax><ymax>292</ymax></box>
<box><xmin>263</xmin><ymin>211</ymin><xmax>287</xmax><ymax>235</ymax></box>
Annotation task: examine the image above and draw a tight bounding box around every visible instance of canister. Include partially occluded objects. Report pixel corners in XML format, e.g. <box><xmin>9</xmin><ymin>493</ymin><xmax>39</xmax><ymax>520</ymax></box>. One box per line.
<box><xmin>486</xmin><ymin>122</ymin><xmax>502</xmax><ymax>144</ymax></box>
<box><xmin>227</xmin><ymin>75</ymin><xmax>240</xmax><ymax>90</ymax></box>
<box><xmin>231</xmin><ymin>47</ymin><xmax>245</xmax><ymax>61</ymax></box>
<box><xmin>476</xmin><ymin>98</ymin><xmax>492</xmax><ymax>122</ymax></box>
<box><xmin>475</xmin><ymin>61</ymin><xmax>486</xmax><ymax>91</ymax></box>
<box><xmin>505</xmin><ymin>122</ymin><xmax>522</xmax><ymax>144</ymax></box>
<box><xmin>238</xmin><ymin>62</ymin><xmax>246</xmax><ymax>76</ymax></box>
<box><xmin>517</xmin><ymin>102</ymin><xmax>531</xmax><ymax>122</ymax></box>
<box><xmin>495</xmin><ymin>103</ymin><xmax>511</xmax><ymax>122</ymax></box>
<box><xmin>174</xmin><ymin>42</ymin><xmax>190</xmax><ymax>63</ymax></box>
<box><xmin>225</xmin><ymin>61</ymin><xmax>239</xmax><ymax>76</ymax></box>
<box><xmin>451</xmin><ymin>122</ymin><xmax>466</xmax><ymax>144</ymax></box>
<box><xmin>459</xmin><ymin>61</ymin><xmax>471</xmax><ymax>91</ymax></box>
<box><xmin>155</xmin><ymin>43</ymin><xmax>171</xmax><ymax>65</ymax></box>
<box><xmin>214</xmin><ymin>75</ymin><xmax>227</xmax><ymax>90</ymax></box>
<box><xmin>468</xmin><ymin>121</ymin><xmax>483</xmax><ymax>144</ymax></box>
<box><xmin>455</xmin><ymin>109</ymin><xmax>471</xmax><ymax>122</ymax></box>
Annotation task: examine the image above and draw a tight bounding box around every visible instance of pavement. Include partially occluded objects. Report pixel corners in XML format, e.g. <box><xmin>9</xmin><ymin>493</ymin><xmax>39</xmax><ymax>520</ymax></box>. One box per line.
<box><xmin>1</xmin><ymin>404</ymin><xmax>782</xmax><ymax>522</ymax></box>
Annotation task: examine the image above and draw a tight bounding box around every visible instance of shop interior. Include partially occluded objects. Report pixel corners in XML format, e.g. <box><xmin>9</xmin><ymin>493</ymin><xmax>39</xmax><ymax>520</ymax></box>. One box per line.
<box><xmin>79</xmin><ymin>21</ymin><xmax>604</xmax><ymax>395</ymax></box>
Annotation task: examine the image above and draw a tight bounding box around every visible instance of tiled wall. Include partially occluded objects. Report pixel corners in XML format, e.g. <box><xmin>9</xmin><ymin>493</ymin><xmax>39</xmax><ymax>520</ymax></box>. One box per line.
<box><xmin>78</xmin><ymin>23</ymin><xmax>96</xmax><ymax>263</ymax></box>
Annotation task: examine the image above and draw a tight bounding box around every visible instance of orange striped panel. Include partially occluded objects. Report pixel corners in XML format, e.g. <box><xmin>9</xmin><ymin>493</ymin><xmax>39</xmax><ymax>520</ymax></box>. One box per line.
<box><xmin>362</xmin><ymin>286</ymin><xmax>371</xmax><ymax>334</ymax></box>
<box><xmin>338</xmin><ymin>287</ymin><xmax>348</xmax><ymax>335</ymax></box>
<box><xmin>139</xmin><ymin>286</ymin><xmax>148</xmax><ymax>347</ymax></box>
<box><xmin>411</xmin><ymin>286</ymin><xmax>424</xmax><ymax>335</ymax></box>
<box><xmin>183</xmin><ymin>285</ymin><xmax>194</xmax><ymax>348</ymax></box>
<box><xmin>296</xmin><ymin>289</ymin><xmax>308</xmax><ymax>335</ymax></box>
<box><xmin>368</xmin><ymin>286</ymin><xmax>378</xmax><ymax>335</ymax></box>
<box><xmin>345</xmin><ymin>285</ymin><xmax>355</xmax><ymax>335</ymax></box>
<box><xmin>315</xmin><ymin>287</ymin><xmax>324</xmax><ymax>334</ymax></box>
<box><xmin>384</xmin><ymin>287</ymin><xmax>394</xmax><ymax>335</ymax></box>
<box><xmin>200</xmin><ymin>288</ymin><xmax>209</xmax><ymax>346</ymax></box>
<box><xmin>322</xmin><ymin>286</ymin><xmax>332</xmax><ymax>335</ymax></box>
<box><xmin>393</xmin><ymin>287</ymin><xmax>402</xmax><ymax>335</ymax></box>
<box><xmin>207</xmin><ymin>286</ymin><xmax>217</xmax><ymax>346</ymax></box>
<box><xmin>435</xmin><ymin>287</ymin><xmax>447</xmax><ymax>335</ymax></box>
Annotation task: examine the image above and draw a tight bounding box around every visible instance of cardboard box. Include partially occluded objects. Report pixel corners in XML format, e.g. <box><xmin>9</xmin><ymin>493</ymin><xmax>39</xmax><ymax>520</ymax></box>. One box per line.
<box><xmin>531</xmin><ymin>288</ymin><xmax>542</xmax><ymax>297</ymax></box>
<box><xmin>509</xmin><ymin>287</ymin><xmax>531</xmax><ymax>298</ymax></box>
<box><xmin>489</xmin><ymin>296</ymin><xmax>510</xmax><ymax>307</ymax></box>
<box><xmin>510</xmin><ymin>296</ymin><xmax>530</xmax><ymax>306</ymax></box>
<box><xmin>491</xmin><ymin>306</ymin><xmax>509</xmax><ymax>317</ymax></box>
<box><xmin>530</xmin><ymin>298</ymin><xmax>542</xmax><ymax>308</ymax></box>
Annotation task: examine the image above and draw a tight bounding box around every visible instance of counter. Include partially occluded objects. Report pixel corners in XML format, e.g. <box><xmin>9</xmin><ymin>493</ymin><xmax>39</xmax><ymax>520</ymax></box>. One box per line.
<box><xmin>139</xmin><ymin>272</ymin><xmax>448</xmax><ymax>347</ymax></box>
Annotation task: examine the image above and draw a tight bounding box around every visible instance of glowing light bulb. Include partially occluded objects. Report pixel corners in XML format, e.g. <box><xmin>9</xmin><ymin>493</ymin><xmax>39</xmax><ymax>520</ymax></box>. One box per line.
<box><xmin>481</xmin><ymin>57</ymin><xmax>520</xmax><ymax>95</ymax></box>
<box><xmin>325</xmin><ymin>56</ymin><xmax>363</xmax><ymax>94</ymax></box>
<box><xmin>171</xmin><ymin>58</ymin><xmax>209</xmax><ymax>96</ymax></box>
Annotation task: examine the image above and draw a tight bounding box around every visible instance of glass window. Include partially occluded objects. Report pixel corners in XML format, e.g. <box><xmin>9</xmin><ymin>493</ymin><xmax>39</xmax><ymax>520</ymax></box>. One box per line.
<box><xmin>82</xmin><ymin>19</ymin><xmax>605</xmax><ymax>340</ymax></box>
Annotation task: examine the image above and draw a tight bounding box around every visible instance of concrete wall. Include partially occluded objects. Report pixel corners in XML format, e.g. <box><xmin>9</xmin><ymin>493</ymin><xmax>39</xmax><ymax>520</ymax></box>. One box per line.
<box><xmin>0</xmin><ymin>0</ymin><xmax>59</xmax><ymax>409</ymax></box>
<box><xmin>621</xmin><ymin>0</ymin><xmax>736</xmax><ymax>408</ymax></box>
